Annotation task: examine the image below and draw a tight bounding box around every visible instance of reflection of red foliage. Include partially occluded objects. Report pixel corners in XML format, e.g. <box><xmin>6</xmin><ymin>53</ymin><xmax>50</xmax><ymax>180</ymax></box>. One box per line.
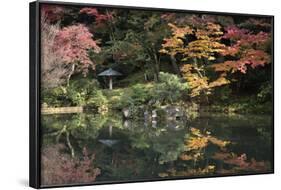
<box><xmin>54</xmin><ymin>24</ymin><xmax>101</xmax><ymax>71</ymax></box>
<box><xmin>41</xmin><ymin>145</ymin><xmax>100</xmax><ymax>186</ymax></box>
<box><xmin>247</xmin><ymin>158</ymin><xmax>268</xmax><ymax>171</ymax></box>
<box><xmin>212</xmin><ymin>152</ymin><xmax>270</xmax><ymax>173</ymax></box>
<box><xmin>227</xmin><ymin>154</ymin><xmax>269</xmax><ymax>171</ymax></box>
<box><xmin>224</xmin><ymin>153</ymin><xmax>249</xmax><ymax>167</ymax></box>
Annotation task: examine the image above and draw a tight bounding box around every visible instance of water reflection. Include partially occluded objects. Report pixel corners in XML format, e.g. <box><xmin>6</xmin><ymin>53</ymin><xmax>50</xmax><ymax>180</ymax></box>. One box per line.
<box><xmin>41</xmin><ymin>112</ymin><xmax>272</xmax><ymax>185</ymax></box>
<box><xmin>99</xmin><ymin>125</ymin><xmax>120</xmax><ymax>147</ymax></box>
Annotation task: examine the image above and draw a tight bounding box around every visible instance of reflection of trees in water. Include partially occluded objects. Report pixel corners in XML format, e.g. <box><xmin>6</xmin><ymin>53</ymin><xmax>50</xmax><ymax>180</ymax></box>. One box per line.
<box><xmin>42</xmin><ymin>113</ymin><xmax>122</xmax><ymax>157</ymax></box>
<box><xmin>41</xmin><ymin>144</ymin><xmax>100</xmax><ymax>186</ymax></box>
<box><xmin>159</xmin><ymin>127</ymin><xmax>271</xmax><ymax>177</ymax></box>
<box><xmin>47</xmin><ymin>124</ymin><xmax>75</xmax><ymax>157</ymax></box>
<box><xmin>41</xmin><ymin>112</ymin><xmax>272</xmax><ymax>180</ymax></box>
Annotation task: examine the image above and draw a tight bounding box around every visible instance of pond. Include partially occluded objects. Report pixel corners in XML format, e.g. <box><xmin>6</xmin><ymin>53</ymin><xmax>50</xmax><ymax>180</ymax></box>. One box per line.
<box><xmin>40</xmin><ymin>112</ymin><xmax>273</xmax><ymax>186</ymax></box>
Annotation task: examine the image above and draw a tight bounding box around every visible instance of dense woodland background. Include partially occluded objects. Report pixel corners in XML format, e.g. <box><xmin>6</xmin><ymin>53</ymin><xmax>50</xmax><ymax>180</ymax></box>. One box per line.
<box><xmin>41</xmin><ymin>4</ymin><xmax>272</xmax><ymax>115</ymax></box>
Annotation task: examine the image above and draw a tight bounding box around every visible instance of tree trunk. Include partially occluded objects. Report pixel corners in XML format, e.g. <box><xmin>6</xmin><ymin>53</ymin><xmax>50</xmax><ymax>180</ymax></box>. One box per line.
<box><xmin>66</xmin><ymin>63</ymin><xmax>75</xmax><ymax>86</ymax></box>
<box><xmin>153</xmin><ymin>52</ymin><xmax>160</xmax><ymax>82</ymax></box>
<box><xmin>193</xmin><ymin>58</ymin><xmax>209</xmax><ymax>103</ymax></box>
<box><xmin>144</xmin><ymin>72</ymin><xmax>148</xmax><ymax>81</ymax></box>
<box><xmin>170</xmin><ymin>54</ymin><xmax>182</xmax><ymax>77</ymax></box>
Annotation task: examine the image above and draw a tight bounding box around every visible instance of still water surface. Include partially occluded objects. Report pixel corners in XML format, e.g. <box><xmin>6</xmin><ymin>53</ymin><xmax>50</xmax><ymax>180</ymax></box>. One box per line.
<box><xmin>41</xmin><ymin>112</ymin><xmax>273</xmax><ymax>185</ymax></box>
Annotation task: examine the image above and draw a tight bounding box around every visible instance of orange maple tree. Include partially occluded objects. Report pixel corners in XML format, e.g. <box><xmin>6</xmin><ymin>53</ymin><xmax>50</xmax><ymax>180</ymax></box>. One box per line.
<box><xmin>161</xmin><ymin>18</ymin><xmax>271</xmax><ymax>98</ymax></box>
<box><xmin>160</xmin><ymin>21</ymin><xmax>229</xmax><ymax>97</ymax></box>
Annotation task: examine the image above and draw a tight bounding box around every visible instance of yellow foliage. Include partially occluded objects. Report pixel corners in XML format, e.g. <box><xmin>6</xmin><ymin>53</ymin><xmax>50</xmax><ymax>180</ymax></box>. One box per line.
<box><xmin>161</xmin><ymin>22</ymin><xmax>230</xmax><ymax>97</ymax></box>
<box><xmin>179</xmin><ymin>154</ymin><xmax>193</xmax><ymax>161</ymax></box>
<box><xmin>185</xmin><ymin>127</ymin><xmax>230</xmax><ymax>151</ymax></box>
<box><xmin>211</xmin><ymin>61</ymin><xmax>238</xmax><ymax>73</ymax></box>
<box><xmin>168</xmin><ymin>23</ymin><xmax>193</xmax><ymax>38</ymax></box>
<box><xmin>185</xmin><ymin>39</ymin><xmax>225</xmax><ymax>60</ymax></box>
<box><xmin>208</xmin><ymin>76</ymin><xmax>230</xmax><ymax>88</ymax></box>
<box><xmin>206</xmin><ymin>22</ymin><xmax>224</xmax><ymax>39</ymax></box>
<box><xmin>162</xmin><ymin>165</ymin><xmax>216</xmax><ymax>177</ymax></box>
<box><xmin>98</xmin><ymin>105</ymin><xmax>108</xmax><ymax>115</ymax></box>
<box><xmin>208</xmin><ymin>136</ymin><xmax>230</xmax><ymax>148</ymax></box>
<box><xmin>161</xmin><ymin>22</ymin><xmax>225</xmax><ymax>61</ymax></box>
<box><xmin>180</xmin><ymin>64</ymin><xmax>193</xmax><ymax>73</ymax></box>
<box><xmin>190</xmin><ymin>127</ymin><xmax>202</xmax><ymax>137</ymax></box>
<box><xmin>181</xmin><ymin>64</ymin><xmax>229</xmax><ymax>97</ymax></box>
<box><xmin>160</xmin><ymin>37</ymin><xmax>184</xmax><ymax>55</ymax></box>
<box><xmin>179</xmin><ymin>127</ymin><xmax>231</xmax><ymax>163</ymax></box>
<box><xmin>186</xmin><ymin>136</ymin><xmax>209</xmax><ymax>150</ymax></box>
<box><xmin>186</xmin><ymin>128</ymin><xmax>209</xmax><ymax>150</ymax></box>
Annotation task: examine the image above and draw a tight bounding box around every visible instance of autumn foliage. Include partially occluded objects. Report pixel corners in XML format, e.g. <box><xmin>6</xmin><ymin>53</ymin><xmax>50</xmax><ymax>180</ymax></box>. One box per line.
<box><xmin>40</xmin><ymin>2</ymin><xmax>272</xmax><ymax>98</ymax></box>
<box><xmin>41</xmin><ymin>5</ymin><xmax>102</xmax><ymax>87</ymax></box>
<box><xmin>160</xmin><ymin>21</ymin><xmax>230</xmax><ymax>97</ymax></box>
<box><xmin>80</xmin><ymin>7</ymin><xmax>113</xmax><ymax>23</ymax></box>
<box><xmin>54</xmin><ymin>24</ymin><xmax>101</xmax><ymax>73</ymax></box>
<box><xmin>212</xmin><ymin>25</ymin><xmax>270</xmax><ymax>74</ymax></box>
<box><xmin>160</xmin><ymin>17</ymin><xmax>271</xmax><ymax>97</ymax></box>
<box><xmin>41</xmin><ymin>4</ymin><xmax>65</xmax><ymax>23</ymax></box>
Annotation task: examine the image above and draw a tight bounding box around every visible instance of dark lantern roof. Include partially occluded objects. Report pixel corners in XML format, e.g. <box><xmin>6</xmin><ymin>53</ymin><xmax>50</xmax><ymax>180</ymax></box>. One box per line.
<box><xmin>98</xmin><ymin>68</ymin><xmax>122</xmax><ymax>76</ymax></box>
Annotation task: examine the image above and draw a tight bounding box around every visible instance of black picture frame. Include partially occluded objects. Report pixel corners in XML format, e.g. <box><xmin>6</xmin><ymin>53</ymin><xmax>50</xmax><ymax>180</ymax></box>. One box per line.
<box><xmin>30</xmin><ymin>1</ymin><xmax>274</xmax><ymax>188</ymax></box>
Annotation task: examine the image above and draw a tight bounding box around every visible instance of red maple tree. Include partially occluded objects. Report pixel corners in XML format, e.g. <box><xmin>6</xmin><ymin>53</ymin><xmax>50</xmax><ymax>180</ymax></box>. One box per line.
<box><xmin>212</xmin><ymin>25</ymin><xmax>271</xmax><ymax>74</ymax></box>
<box><xmin>80</xmin><ymin>7</ymin><xmax>113</xmax><ymax>23</ymax></box>
<box><xmin>41</xmin><ymin>4</ymin><xmax>65</xmax><ymax>23</ymax></box>
<box><xmin>54</xmin><ymin>24</ymin><xmax>101</xmax><ymax>76</ymax></box>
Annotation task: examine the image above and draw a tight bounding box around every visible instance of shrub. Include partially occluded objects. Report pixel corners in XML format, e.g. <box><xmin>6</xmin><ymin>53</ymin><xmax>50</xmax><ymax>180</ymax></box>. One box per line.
<box><xmin>130</xmin><ymin>84</ymin><xmax>153</xmax><ymax>105</ymax></box>
<box><xmin>87</xmin><ymin>90</ymin><xmax>109</xmax><ymax>114</ymax></box>
<box><xmin>67</xmin><ymin>78</ymin><xmax>100</xmax><ymax>106</ymax></box>
<box><xmin>152</xmin><ymin>72</ymin><xmax>189</xmax><ymax>104</ymax></box>
<box><xmin>42</xmin><ymin>78</ymin><xmax>101</xmax><ymax>107</ymax></box>
<box><xmin>66</xmin><ymin>86</ymin><xmax>87</xmax><ymax>106</ymax></box>
<box><xmin>41</xmin><ymin>87</ymin><xmax>72</xmax><ymax>107</ymax></box>
<box><xmin>112</xmin><ymin>83</ymin><xmax>153</xmax><ymax>110</ymax></box>
<box><xmin>111</xmin><ymin>73</ymin><xmax>189</xmax><ymax>110</ymax></box>
<box><xmin>212</xmin><ymin>86</ymin><xmax>232</xmax><ymax>102</ymax></box>
<box><xmin>257</xmin><ymin>82</ymin><xmax>272</xmax><ymax>103</ymax></box>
